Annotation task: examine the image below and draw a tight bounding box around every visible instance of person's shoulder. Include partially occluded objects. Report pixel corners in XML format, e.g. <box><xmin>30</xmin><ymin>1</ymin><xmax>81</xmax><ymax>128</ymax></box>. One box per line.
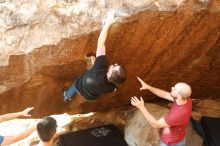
<box><xmin>93</xmin><ymin>55</ymin><xmax>107</xmax><ymax>69</ymax></box>
<box><xmin>0</xmin><ymin>135</ymin><xmax>4</xmax><ymax>145</ymax></box>
<box><xmin>0</xmin><ymin>135</ymin><xmax>4</xmax><ymax>142</ymax></box>
<box><xmin>187</xmin><ymin>98</ymin><xmax>193</xmax><ymax>109</ymax></box>
<box><xmin>187</xmin><ymin>98</ymin><xmax>192</xmax><ymax>105</ymax></box>
<box><xmin>96</xmin><ymin>55</ymin><xmax>106</xmax><ymax>60</ymax></box>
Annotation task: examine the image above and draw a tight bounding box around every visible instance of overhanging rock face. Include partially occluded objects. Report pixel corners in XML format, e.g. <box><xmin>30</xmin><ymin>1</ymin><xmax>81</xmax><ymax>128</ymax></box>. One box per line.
<box><xmin>0</xmin><ymin>0</ymin><xmax>220</xmax><ymax>117</ymax></box>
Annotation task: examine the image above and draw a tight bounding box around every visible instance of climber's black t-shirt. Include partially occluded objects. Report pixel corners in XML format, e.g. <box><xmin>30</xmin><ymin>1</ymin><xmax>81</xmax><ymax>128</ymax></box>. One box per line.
<box><xmin>75</xmin><ymin>55</ymin><xmax>116</xmax><ymax>100</ymax></box>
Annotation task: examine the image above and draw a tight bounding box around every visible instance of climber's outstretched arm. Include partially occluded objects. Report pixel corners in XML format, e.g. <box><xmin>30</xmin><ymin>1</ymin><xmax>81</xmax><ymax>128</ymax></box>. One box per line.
<box><xmin>96</xmin><ymin>11</ymin><xmax>117</xmax><ymax>57</ymax></box>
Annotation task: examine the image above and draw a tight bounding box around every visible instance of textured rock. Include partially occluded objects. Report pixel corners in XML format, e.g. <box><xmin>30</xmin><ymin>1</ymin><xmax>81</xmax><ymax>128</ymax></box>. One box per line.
<box><xmin>0</xmin><ymin>0</ymin><xmax>220</xmax><ymax>117</ymax></box>
<box><xmin>124</xmin><ymin>104</ymin><xmax>166</xmax><ymax>146</ymax></box>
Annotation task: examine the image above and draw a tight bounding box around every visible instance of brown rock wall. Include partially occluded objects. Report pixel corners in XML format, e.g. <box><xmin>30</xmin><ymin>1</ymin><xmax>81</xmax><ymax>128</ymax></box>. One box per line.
<box><xmin>0</xmin><ymin>0</ymin><xmax>220</xmax><ymax>117</ymax></box>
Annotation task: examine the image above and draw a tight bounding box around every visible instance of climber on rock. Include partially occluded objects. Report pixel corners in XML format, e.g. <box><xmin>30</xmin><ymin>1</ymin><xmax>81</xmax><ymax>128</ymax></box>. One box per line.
<box><xmin>0</xmin><ymin>107</ymin><xmax>36</xmax><ymax>146</ymax></box>
<box><xmin>131</xmin><ymin>77</ymin><xmax>192</xmax><ymax>146</ymax></box>
<box><xmin>63</xmin><ymin>10</ymin><xmax>127</xmax><ymax>102</ymax></box>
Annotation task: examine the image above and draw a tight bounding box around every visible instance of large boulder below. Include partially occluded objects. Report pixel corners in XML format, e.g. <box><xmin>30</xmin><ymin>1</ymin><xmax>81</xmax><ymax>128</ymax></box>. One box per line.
<box><xmin>0</xmin><ymin>0</ymin><xmax>220</xmax><ymax>117</ymax></box>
